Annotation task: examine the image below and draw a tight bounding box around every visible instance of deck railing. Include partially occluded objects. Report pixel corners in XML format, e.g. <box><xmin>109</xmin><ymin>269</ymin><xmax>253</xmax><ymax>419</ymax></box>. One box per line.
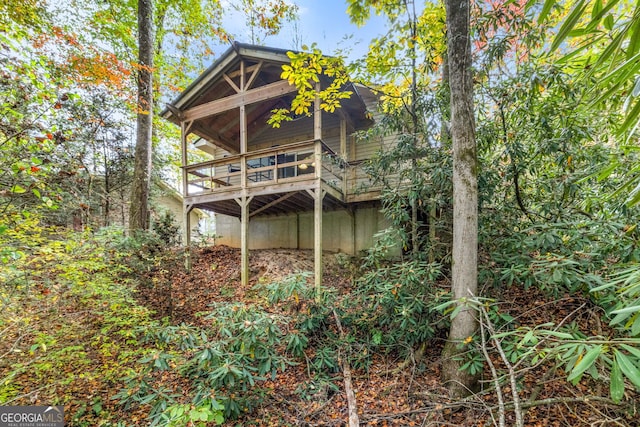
<box><xmin>184</xmin><ymin>139</ymin><xmax>346</xmax><ymax>197</ymax></box>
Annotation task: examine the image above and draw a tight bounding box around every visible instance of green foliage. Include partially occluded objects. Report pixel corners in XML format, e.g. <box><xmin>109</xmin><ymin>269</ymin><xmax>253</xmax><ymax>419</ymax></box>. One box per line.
<box><xmin>352</xmin><ymin>257</ymin><xmax>447</xmax><ymax>355</ymax></box>
<box><xmin>118</xmin><ymin>301</ymin><xmax>291</xmax><ymax>422</ymax></box>
<box><xmin>500</xmin><ymin>324</ymin><xmax>640</xmax><ymax>403</ymax></box>
<box><xmin>592</xmin><ymin>266</ymin><xmax>640</xmax><ymax>336</ymax></box>
<box><xmin>160</xmin><ymin>400</ymin><xmax>224</xmax><ymax>426</ymax></box>
<box><xmin>152</xmin><ymin>211</ymin><xmax>180</xmax><ymax>246</ymax></box>
<box><xmin>0</xmin><ymin>225</ymin><xmax>158</xmax><ymax>424</ymax></box>
<box><xmin>268</xmin><ymin>44</ymin><xmax>353</xmax><ymax>127</ymax></box>
<box><xmin>295</xmin><ymin>372</ymin><xmax>340</xmax><ymax>401</ymax></box>
<box><xmin>263</xmin><ymin>271</ymin><xmax>315</xmax><ymax>306</ymax></box>
<box><xmin>230</xmin><ymin>0</ymin><xmax>298</xmax><ymax>44</ymax></box>
<box><xmin>459</xmin><ymin>349</ymin><xmax>484</xmax><ymax>376</ymax></box>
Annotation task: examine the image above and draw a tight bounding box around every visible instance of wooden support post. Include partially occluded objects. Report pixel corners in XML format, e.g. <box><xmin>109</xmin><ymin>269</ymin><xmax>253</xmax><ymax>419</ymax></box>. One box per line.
<box><xmin>184</xmin><ymin>204</ymin><xmax>193</xmax><ymax>271</ymax></box>
<box><xmin>236</xmin><ymin>196</ymin><xmax>253</xmax><ymax>287</ymax></box>
<box><xmin>241</xmin><ymin>197</ymin><xmax>249</xmax><ymax>287</ymax></box>
<box><xmin>314</xmin><ymin>82</ymin><xmax>322</xmax><ymax>141</ymax></box>
<box><xmin>181</xmin><ymin>121</ymin><xmax>192</xmax><ymax>271</ymax></box>
<box><xmin>308</xmin><ymin>187</ymin><xmax>325</xmax><ymax>300</ymax></box>
<box><xmin>314</xmin><ymin>188</ymin><xmax>324</xmax><ymax>299</ymax></box>
<box><xmin>340</xmin><ymin>115</ymin><xmax>347</xmax><ymax>159</ymax></box>
<box><xmin>238</xmin><ymin>87</ymin><xmax>250</xmax><ymax>287</ymax></box>
<box><xmin>240</xmin><ymin>105</ymin><xmax>247</xmax><ymax>188</ymax></box>
<box><xmin>180</xmin><ymin>121</ymin><xmax>189</xmax><ymax>197</ymax></box>
<box><xmin>313</xmin><ymin>85</ymin><xmax>324</xmax><ymax>299</ymax></box>
<box><xmin>340</xmin><ymin>116</ymin><xmax>348</xmax><ymax>198</ymax></box>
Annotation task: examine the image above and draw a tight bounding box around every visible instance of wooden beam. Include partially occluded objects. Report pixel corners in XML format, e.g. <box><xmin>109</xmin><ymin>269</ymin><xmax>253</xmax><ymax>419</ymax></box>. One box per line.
<box><xmin>166</xmin><ymin>103</ymin><xmax>184</xmax><ymax>120</ymax></box>
<box><xmin>183</xmin><ymin>80</ymin><xmax>296</xmax><ymax>122</ymax></box>
<box><xmin>322</xmin><ymin>181</ymin><xmax>343</xmax><ymax>202</ymax></box>
<box><xmin>250</xmin><ymin>192</ymin><xmax>296</xmax><ymax>217</ymax></box>
<box><xmin>227</xmin><ymin>63</ymin><xmax>260</xmax><ymax>79</ymax></box>
<box><xmin>245</xmin><ymin>61</ymin><xmax>263</xmax><ymax>90</ymax></box>
<box><xmin>190</xmin><ymin>122</ymin><xmax>239</xmax><ymax>154</ymax></box>
<box><xmin>240</xmin><ymin>61</ymin><xmax>245</xmax><ymax>91</ymax></box>
<box><xmin>184</xmin><ymin>120</ymin><xmax>194</xmax><ymax>134</ymax></box>
<box><xmin>337</xmin><ymin>107</ymin><xmax>357</xmax><ymax>134</ymax></box>
<box><xmin>193</xmin><ymin>139</ymin><xmax>219</xmax><ymax>156</ymax></box>
<box><xmin>215</xmin><ymin>97</ymin><xmax>268</xmax><ymax>136</ymax></box>
<box><xmin>223</xmin><ymin>73</ymin><xmax>241</xmax><ymax>93</ymax></box>
<box><xmin>172</xmin><ymin>51</ymin><xmax>240</xmax><ymax>110</ymax></box>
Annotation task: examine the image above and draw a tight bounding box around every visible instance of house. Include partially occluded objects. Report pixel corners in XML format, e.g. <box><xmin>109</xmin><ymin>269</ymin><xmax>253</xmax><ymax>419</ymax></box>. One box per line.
<box><xmin>152</xmin><ymin>180</ymin><xmax>212</xmax><ymax>241</ymax></box>
<box><xmin>161</xmin><ymin>43</ymin><xmax>395</xmax><ymax>287</ymax></box>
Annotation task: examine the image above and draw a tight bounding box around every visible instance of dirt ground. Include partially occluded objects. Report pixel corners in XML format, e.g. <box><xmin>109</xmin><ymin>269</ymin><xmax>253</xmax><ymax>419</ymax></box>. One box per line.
<box><xmin>138</xmin><ymin>245</ymin><xmax>639</xmax><ymax>426</ymax></box>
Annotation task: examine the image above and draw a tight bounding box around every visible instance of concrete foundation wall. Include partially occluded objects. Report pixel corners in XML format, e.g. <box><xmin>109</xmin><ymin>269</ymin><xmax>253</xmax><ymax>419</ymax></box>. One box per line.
<box><xmin>214</xmin><ymin>206</ymin><xmax>390</xmax><ymax>255</ymax></box>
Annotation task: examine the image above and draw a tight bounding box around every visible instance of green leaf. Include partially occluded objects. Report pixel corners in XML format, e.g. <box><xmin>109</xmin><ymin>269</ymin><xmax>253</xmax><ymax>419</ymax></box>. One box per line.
<box><xmin>604</xmin><ymin>14</ymin><xmax>614</xmax><ymax>30</ymax></box>
<box><xmin>616</xmin><ymin>350</ymin><xmax>640</xmax><ymax>389</ymax></box>
<box><xmin>632</xmin><ymin>314</ymin><xmax>640</xmax><ymax>336</ymax></box>
<box><xmin>567</xmin><ymin>345</ymin><xmax>602</xmax><ymax>383</ymax></box>
<box><xmin>619</xmin><ymin>97</ymin><xmax>640</xmax><ymax>137</ymax></box>
<box><xmin>591</xmin><ymin>0</ymin><xmax>602</xmax><ymax>19</ymax></box>
<box><xmin>11</xmin><ymin>185</ymin><xmax>26</xmax><ymax>194</ymax></box>
<box><xmin>550</xmin><ymin>0</ymin><xmax>588</xmax><ymax>53</ymax></box>
<box><xmin>214</xmin><ymin>413</ymin><xmax>224</xmax><ymax>424</ymax></box>
<box><xmin>611</xmin><ymin>304</ymin><xmax>640</xmax><ymax>316</ymax></box>
<box><xmin>626</xmin><ymin>8</ymin><xmax>640</xmax><ymax>59</ymax></box>
<box><xmin>542</xmin><ymin>330</ymin><xmax>574</xmax><ymax>339</ymax></box>
<box><xmin>610</xmin><ymin>309</ymin><xmax>631</xmax><ymax>326</ymax></box>
<box><xmin>620</xmin><ymin>344</ymin><xmax>640</xmax><ymax>360</ymax></box>
<box><xmin>610</xmin><ymin>357</ymin><xmax>624</xmax><ymax>403</ymax></box>
<box><xmin>539</xmin><ymin>0</ymin><xmax>556</xmax><ymax>23</ymax></box>
<box><xmin>633</xmin><ymin>76</ymin><xmax>640</xmax><ymax>98</ymax></box>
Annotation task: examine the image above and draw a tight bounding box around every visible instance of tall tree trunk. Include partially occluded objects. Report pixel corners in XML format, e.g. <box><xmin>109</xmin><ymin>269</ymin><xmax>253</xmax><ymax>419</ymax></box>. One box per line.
<box><xmin>441</xmin><ymin>0</ymin><xmax>480</xmax><ymax>398</ymax></box>
<box><xmin>129</xmin><ymin>0</ymin><xmax>154</xmax><ymax>231</ymax></box>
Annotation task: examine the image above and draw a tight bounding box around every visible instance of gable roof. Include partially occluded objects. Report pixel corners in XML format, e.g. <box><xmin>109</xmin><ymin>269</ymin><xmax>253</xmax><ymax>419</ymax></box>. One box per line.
<box><xmin>160</xmin><ymin>43</ymin><xmax>373</xmax><ymax>148</ymax></box>
<box><xmin>162</xmin><ymin>43</ymin><xmax>296</xmax><ymax>115</ymax></box>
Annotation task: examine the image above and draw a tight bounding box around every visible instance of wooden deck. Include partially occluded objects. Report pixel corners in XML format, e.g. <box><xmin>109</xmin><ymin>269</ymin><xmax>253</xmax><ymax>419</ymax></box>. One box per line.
<box><xmin>183</xmin><ymin>139</ymin><xmax>348</xmax><ymax>217</ymax></box>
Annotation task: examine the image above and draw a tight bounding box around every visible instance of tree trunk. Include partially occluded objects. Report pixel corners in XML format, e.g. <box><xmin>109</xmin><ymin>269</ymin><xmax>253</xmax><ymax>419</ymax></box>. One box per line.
<box><xmin>129</xmin><ymin>0</ymin><xmax>154</xmax><ymax>231</ymax></box>
<box><xmin>441</xmin><ymin>0</ymin><xmax>480</xmax><ymax>398</ymax></box>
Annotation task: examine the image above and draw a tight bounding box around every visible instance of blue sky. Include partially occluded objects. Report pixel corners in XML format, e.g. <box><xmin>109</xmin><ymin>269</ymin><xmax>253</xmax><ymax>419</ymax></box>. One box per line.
<box><xmin>224</xmin><ymin>0</ymin><xmax>388</xmax><ymax>61</ymax></box>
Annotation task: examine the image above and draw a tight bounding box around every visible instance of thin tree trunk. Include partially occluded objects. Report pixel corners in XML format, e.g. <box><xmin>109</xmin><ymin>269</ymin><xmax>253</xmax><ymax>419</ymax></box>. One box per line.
<box><xmin>441</xmin><ymin>0</ymin><xmax>480</xmax><ymax>398</ymax></box>
<box><xmin>333</xmin><ymin>310</ymin><xmax>359</xmax><ymax>427</ymax></box>
<box><xmin>129</xmin><ymin>0</ymin><xmax>154</xmax><ymax>231</ymax></box>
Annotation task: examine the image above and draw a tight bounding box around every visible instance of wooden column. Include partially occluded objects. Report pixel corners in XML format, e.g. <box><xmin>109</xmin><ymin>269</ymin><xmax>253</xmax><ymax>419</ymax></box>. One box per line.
<box><xmin>181</xmin><ymin>120</ymin><xmax>192</xmax><ymax>271</ymax></box>
<box><xmin>306</xmin><ymin>187</ymin><xmax>325</xmax><ymax>298</ymax></box>
<box><xmin>340</xmin><ymin>115</ymin><xmax>347</xmax><ymax>158</ymax></box>
<box><xmin>236</xmin><ymin>196</ymin><xmax>253</xmax><ymax>287</ymax></box>
<box><xmin>313</xmin><ymin>84</ymin><xmax>323</xmax><ymax>297</ymax></box>
<box><xmin>340</xmin><ymin>115</ymin><xmax>348</xmax><ymax>197</ymax></box>
<box><xmin>183</xmin><ymin>204</ymin><xmax>193</xmax><ymax>269</ymax></box>
<box><xmin>238</xmin><ymin>69</ymin><xmax>250</xmax><ymax>286</ymax></box>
